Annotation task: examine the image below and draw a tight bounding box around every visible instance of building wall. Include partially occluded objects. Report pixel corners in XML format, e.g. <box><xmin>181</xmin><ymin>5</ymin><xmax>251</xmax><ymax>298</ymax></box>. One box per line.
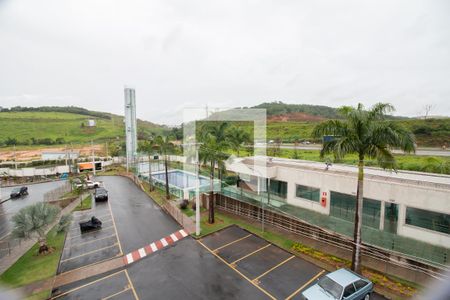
<box><xmin>274</xmin><ymin>166</ymin><xmax>450</xmax><ymax>248</ymax></box>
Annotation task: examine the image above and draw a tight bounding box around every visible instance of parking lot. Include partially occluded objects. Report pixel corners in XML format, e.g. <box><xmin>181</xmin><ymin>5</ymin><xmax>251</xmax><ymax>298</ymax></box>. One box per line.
<box><xmin>58</xmin><ymin>198</ymin><xmax>123</xmax><ymax>274</ymax></box>
<box><xmin>51</xmin><ymin>269</ymin><xmax>138</xmax><ymax>299</ymax></box>
<box><xmin>199</xmin><ymin>225</ymin><xmax>325</xmax><ymax>300</ymax></box>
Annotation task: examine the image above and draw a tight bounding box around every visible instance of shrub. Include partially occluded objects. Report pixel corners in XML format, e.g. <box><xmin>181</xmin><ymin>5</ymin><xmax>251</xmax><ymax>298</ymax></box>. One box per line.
<box><xmin>57</xmin><ymin>214</ymin><xmax>73</xmax><ymax>233</ymax></box>
<box><xmin>179</xmin><ymin>199</ymin><xmax>189</xmax><ymax>209</ymax></box>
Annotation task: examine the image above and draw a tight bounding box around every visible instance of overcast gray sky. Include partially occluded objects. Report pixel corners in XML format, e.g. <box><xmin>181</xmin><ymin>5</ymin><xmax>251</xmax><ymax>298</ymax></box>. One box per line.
<box><xmin>0</xmin><ymin>0</ymin><xmax>449</xmax><ymax>125</ymax></box>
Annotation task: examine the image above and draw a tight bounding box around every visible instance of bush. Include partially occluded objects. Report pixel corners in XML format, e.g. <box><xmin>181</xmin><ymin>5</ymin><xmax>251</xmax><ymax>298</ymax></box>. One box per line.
<box><xmin>179</xmin><ymin>199</ymin><xmax>189</xmax><ymax>209</ymax></box>
<box><xmin>224</xmin><ymin>176</ymin><xmax>238</xmax><ymax>185</ymax></box>
<box><xmin>191</xmin><ymin>202</ymin><xmax>196</xmax><ymax>211</ymax></box>
<box><xmin>57</xmin><ymin>214</ymin><xmax>73</xmax><ymax>233</ymax></box>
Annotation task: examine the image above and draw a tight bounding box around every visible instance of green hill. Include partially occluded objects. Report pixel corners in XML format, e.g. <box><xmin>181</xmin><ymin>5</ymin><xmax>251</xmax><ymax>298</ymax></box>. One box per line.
<box><xmin>0</xmin><ymin>108</ymin><xmax>168</xmax><ymax>146</ymax></box>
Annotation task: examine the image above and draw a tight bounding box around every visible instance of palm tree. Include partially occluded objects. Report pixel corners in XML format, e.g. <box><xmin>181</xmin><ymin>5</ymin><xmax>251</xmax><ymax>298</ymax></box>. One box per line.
<box><xmin>227</xmin><ymin>126</ymin><xmax>250</xmax><ymax>157</ymax></box>
<box><xmin>139</xmin><ymin>139</ymin><xmax>157</xmax><ymax>191</ymax></box>
<box><xmin>155</xmin><ymin>135</ymin><xmax>175</xmax><ymax>199</ymax></box>
<box><xmin>199</xmin><ymin>123</ymin><xmax>230</xmax><ymax>224</ymax></box>
<box><xmin>312</xmin><ymin>103</ymin><xmax>415</xmax><ymax>274</ymax></box>
<box><xmin>12</xmin><ymin>202</ymin><xmax>60</xmax><ymax>254</ymax></box>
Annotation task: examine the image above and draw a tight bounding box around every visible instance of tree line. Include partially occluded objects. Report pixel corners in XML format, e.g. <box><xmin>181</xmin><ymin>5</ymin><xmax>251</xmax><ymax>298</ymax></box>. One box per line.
<box><xmin>0</xmin><ymin>106</ymin><xmax>112</xmax><ymax>119</ymax></box>
<box><xmin>0</xmin><ymin>137</ymin><xmax>66</xmax><ymax>146</ymax></box>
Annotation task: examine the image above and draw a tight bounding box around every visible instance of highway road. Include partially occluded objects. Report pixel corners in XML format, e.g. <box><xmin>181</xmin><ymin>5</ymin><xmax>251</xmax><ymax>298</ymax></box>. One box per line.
<box><xmin>254</xmin><ymin>144</ymin><xmax>450</xmax><ymax>157</ymax></box>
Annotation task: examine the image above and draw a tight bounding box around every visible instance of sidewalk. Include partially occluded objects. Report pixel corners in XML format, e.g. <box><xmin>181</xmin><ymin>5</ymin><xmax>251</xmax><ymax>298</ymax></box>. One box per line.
<box><xmin>11</xmin><ymin>256</ymin><xmax>125</xmax><ymax>297</ymax></box>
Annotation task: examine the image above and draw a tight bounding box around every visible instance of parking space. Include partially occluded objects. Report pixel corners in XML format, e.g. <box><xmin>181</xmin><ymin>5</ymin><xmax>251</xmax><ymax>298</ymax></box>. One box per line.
<box><xmin>200</xmin><ymin>225</ymin><xmax>325</xmax><ymax>300</ymax></box>
<box><xmin>58</xmin><ymin>199</ymin><xmax>123</xmax><ymax>273</ymax></box>
<box><xmin>51</xmin><ymin>269</ymin><xmax>138</xmax><ymax>299</ymax></box>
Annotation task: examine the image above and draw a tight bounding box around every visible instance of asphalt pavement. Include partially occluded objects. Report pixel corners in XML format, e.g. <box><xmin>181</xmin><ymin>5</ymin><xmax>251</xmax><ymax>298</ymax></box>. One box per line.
<box><xmin>254</xmin><ymin>144</ymin><xmax>450</xmax><ymax>157</ymax></box>
<box><xmin>0</xmin><ymin>180</ymin><xmax>66</xmax><ymax>240</ymax></box>
<box><xmin>99</xmin><ymin>176</ymin><xmax>180</xmax><ymax>254</ymax></box>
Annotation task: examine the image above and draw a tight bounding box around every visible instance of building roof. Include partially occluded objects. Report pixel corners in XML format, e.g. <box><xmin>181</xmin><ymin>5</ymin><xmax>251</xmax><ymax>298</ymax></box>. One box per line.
<box><xmin>326</xmin><ymin>268</ymin><xmax>361</xmax><ymax>286</ymax></box>
<box><xmin>238</xmin><ymin>156</ymin><xmax>450</xmax><ymax>190</ymax></box>
<box><xmin>41</xmin><ymin>151</ymin><xmax>80</xmax><ymax>155</ymax></box>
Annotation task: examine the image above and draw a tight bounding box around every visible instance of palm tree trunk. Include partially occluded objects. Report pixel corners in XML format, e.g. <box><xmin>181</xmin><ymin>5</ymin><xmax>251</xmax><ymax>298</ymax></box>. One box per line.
<box><xmin>351</xmin><ymin>157</ymin><xmax>364</xmax><ymax>274</ymax></box>
<box><xmin>164</xmin><ymin>155</ymin><xmax>170</xmax><ymax>200</ymax></box>
<box><xmin>208</xmin><ymin>160</ymin><xmax>215</xmax><ymax>224</ymax></box>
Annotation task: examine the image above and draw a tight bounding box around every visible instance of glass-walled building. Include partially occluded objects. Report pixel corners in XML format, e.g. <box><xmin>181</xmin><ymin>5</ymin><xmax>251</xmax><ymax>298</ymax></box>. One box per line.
<box><xmin>226</xmin><ymin>156</ymin><xmax>450</xmax><ymax>266</ymax></box>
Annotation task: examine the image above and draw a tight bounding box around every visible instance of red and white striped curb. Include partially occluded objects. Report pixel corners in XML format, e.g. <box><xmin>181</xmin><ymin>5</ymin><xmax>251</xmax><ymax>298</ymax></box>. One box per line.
<box><xmin>123</xmin><ymin>229</ymin><xmax>188</xmax><ymax>265</ymax></box>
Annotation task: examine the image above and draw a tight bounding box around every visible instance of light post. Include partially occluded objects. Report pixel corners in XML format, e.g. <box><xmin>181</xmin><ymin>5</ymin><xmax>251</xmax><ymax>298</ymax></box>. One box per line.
<box><xmin>182</xmin><ymin>142</ymin><xmax>202</xmax><ymax>236</ymax></box>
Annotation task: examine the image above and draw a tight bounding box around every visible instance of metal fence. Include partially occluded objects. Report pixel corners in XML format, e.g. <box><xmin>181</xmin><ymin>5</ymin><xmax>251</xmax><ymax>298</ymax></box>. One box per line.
<box><xmin>43</xmin><ymin>181</ymin><xmax>71</xmax><ymax>202</ymax></box>
<box><xmin>161</xmin><ymin>200</ymin><xmax>195</xmax><ymax>233</ymax></box>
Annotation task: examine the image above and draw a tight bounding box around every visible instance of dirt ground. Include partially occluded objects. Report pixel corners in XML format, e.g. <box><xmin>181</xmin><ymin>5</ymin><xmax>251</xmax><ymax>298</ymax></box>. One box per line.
<box><xmin>0</xmin><ymin>144</ymin><xmax>104</xmax><ymax>161</ymax></box>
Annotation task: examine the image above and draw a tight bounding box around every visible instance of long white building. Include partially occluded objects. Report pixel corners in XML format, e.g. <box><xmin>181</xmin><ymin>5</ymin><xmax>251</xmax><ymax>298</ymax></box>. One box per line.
<box><xmin>227</xmin><ymin>156</ymin><xmax>450</xmax><ymax>255</ymax></box>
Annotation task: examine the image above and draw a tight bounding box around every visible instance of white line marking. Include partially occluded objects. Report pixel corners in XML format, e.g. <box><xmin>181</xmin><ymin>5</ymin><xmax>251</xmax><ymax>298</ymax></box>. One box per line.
<box><xmin>160</xmin><ymin>238</ymin><xmax>168</xmax><ymax>247</ymax></box>
<box><xmin>170</xmin><ymin>233</ymin><xmax>178</xmax><ymax>242</ymax></box>
<box><xmin>150</xmin><ymin>243</ymin><xmax>157</xmax><ymax>252</ymax></box>
<box><xmin>138</xmin><ymin>248</ymin><xmax>146</xmax><ymax>258</ymax></box>
<box><xmin>126</xmin><ymin>253</ymin><xmax>134</xmax><ymax>264</ymax></box>
<box><xmin>179</xmin><ymin>229</ymin><xmax>187</xmax><ymax>237</ymax></box>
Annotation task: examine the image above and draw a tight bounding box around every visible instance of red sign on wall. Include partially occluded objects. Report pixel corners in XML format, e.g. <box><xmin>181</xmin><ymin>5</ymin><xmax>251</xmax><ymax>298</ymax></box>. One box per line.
<box><xmin>321</xmin><ymin>192</ymin><xmax>327</xmax><ymax>207</ymax></box>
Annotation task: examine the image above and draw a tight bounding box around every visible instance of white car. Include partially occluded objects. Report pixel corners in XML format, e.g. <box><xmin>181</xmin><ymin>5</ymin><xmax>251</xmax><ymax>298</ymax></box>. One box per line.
<box><xmin>86</xmin><ymin>180</ymin><xmax>101</xmax><ymax>189</ymax></box>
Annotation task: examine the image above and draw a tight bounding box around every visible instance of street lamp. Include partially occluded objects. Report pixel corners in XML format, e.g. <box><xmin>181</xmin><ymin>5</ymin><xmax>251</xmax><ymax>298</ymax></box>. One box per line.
<box><xmin>182</xmin><ymin>142</ymin><xmax>202</xmax><ymax>236</ymax></box>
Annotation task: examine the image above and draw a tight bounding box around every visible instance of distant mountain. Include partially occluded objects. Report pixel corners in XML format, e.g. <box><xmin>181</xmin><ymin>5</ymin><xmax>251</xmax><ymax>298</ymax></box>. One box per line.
<box><xmin>250</xmin><ymin>101</ymin><xmax>408</xmax><ymax>120</ymax></box>
<box><xmin>251</xmin><ymin>101</ymin><xmax>341</xmax><ymax>119</ymax></box>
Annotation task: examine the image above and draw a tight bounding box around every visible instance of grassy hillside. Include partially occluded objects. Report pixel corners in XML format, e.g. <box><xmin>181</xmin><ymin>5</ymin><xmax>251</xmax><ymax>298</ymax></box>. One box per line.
<box><xmin>0</xmin><ymin>111</ymin><xmax>167</xmax><ymax>146</ymax></box>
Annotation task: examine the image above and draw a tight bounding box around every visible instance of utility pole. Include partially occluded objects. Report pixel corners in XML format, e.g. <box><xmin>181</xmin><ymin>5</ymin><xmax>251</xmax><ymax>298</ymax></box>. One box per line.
<box><xmin>13</xmin><ymin>144</ymin><xmax>17</xmax><ymax>169</ymax></box>
<box><xmin>65</xmin><ymin>145</ymin><xmax>68</xmax><ymax>166</ymax></box>
<box><xmin>195</xmin><ymin>144</ymin><xmax>201</xmax><ymax>236</ymax></box>
<box><xmin>91</xmin><ymin>140</ymin><xmax>96</xmax><ymax>176</ymax></box>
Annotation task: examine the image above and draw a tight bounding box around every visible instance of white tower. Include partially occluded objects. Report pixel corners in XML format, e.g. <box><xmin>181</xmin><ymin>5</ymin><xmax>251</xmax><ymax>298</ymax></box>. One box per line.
<box><xmin>124</xmin><ymin>87</ymin><xmax>137</xmax><ymax>172</ymax></box>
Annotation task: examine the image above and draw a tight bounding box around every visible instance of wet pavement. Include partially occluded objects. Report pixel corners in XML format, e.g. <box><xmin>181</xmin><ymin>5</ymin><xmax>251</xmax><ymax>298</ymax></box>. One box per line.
<box><xmin>52</xmin><ymin>269</ymin><xmax>137</xmax><ymax>299</ymax></box>
<box><xmin>0</xmin><ymin>180</ymin><xmax>66</xmax><ymax>240</ymax></box>
<box><xmin>99</xmin><ymin>176</ymin><xmax>180</xmax><ymax>253</ymax></box>
<box><xmin>200</xmin><ymin>226</ymin><xmax>324</xmax><ymax>299</ymax></box>
<box><xmin>58</xmin><ymin>199</ymin><xmax>122</xmax><ymax>274</ymax></box>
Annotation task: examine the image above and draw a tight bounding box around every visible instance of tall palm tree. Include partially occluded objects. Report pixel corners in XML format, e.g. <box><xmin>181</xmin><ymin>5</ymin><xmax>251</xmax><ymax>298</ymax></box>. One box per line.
<box><xmin>199</xmin><ymin>123</ymin><xmax>230</xmax><ymax>224</ymax></box>
<box><xmin>312</xmin><ymin>103</ymin><xmax>415</xmax><ymax>274</ymax></box>
<box><xmin>227</xmin><ymin>126</ymin><xmax>250</xmax><ymax>157</ymax></box>
<box><xmin>139</xmin><ymin>139</ymin><xmax>157</xmax><ymax>191</ymax></box>
<box><xmin>155</xmin><ymin>135</ymin><xmax>175</xmax><ymax>199</ymax></box>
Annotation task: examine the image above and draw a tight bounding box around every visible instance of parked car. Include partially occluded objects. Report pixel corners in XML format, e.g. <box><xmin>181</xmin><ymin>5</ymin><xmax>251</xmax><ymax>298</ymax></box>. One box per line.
<box><xmin>86</xmin><ymin>180</ymin><xmax>101</xmax><ymax>189</ymax></box>
<box><xmin>79</xmin><ymin>216</ymin><xmax>102</xmax><ymax>232</ymax></box>
<box><xmin>300</xmin><ymin>268</ymin><xmax>373</xmax><ymax>300</ymax></box>
<box><xmin>72</xmin><ymin>178</ymin><xmax>83</xmax><ymax>189</ymax></box>
<box><xmin>94</xmin><ymin>187</ymin><xmax>108</xmax><ymax>202</ymax></box>
<box><xmin>10</xmin><ymin>187</ymin><xmax>28</xmax><ymax>198</ymax></box>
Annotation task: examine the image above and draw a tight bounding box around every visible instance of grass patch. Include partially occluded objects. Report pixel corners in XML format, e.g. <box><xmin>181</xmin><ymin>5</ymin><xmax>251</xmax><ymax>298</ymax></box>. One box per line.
<box><xmin>74</xmin><ymin>194</ymin><xmax>92</xmax><ymax>211</ymax></box>
<box><xmin>25</xmin><ymin>289</ymin><xmax>51</xmax><ymax>300</ymax></box>
<box><xmin>0</xmin><ymin>227</ymin><xmax>66</xmax><ymax>288</ymax></box>
<box><xmin>180</xmin><ymin>206</ymin><xmax>195</xmax><ymax>217</ymax></box>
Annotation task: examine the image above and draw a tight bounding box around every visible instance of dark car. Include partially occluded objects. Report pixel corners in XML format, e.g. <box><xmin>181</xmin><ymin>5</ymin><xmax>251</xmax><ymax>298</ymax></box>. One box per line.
<box><xmin>10</xmin><ymin>187</ymin><xmax>28</xmax><ymax>198</ymax></box>
<box><xmin>79</xmin><ymin>216</ymin><xmax>102</xmax><ymax>232</ymax></box>
<box><xmin>94</xmin><ymin>187</ymin><xmax>108</xmax><ymax>202</ymax></box>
